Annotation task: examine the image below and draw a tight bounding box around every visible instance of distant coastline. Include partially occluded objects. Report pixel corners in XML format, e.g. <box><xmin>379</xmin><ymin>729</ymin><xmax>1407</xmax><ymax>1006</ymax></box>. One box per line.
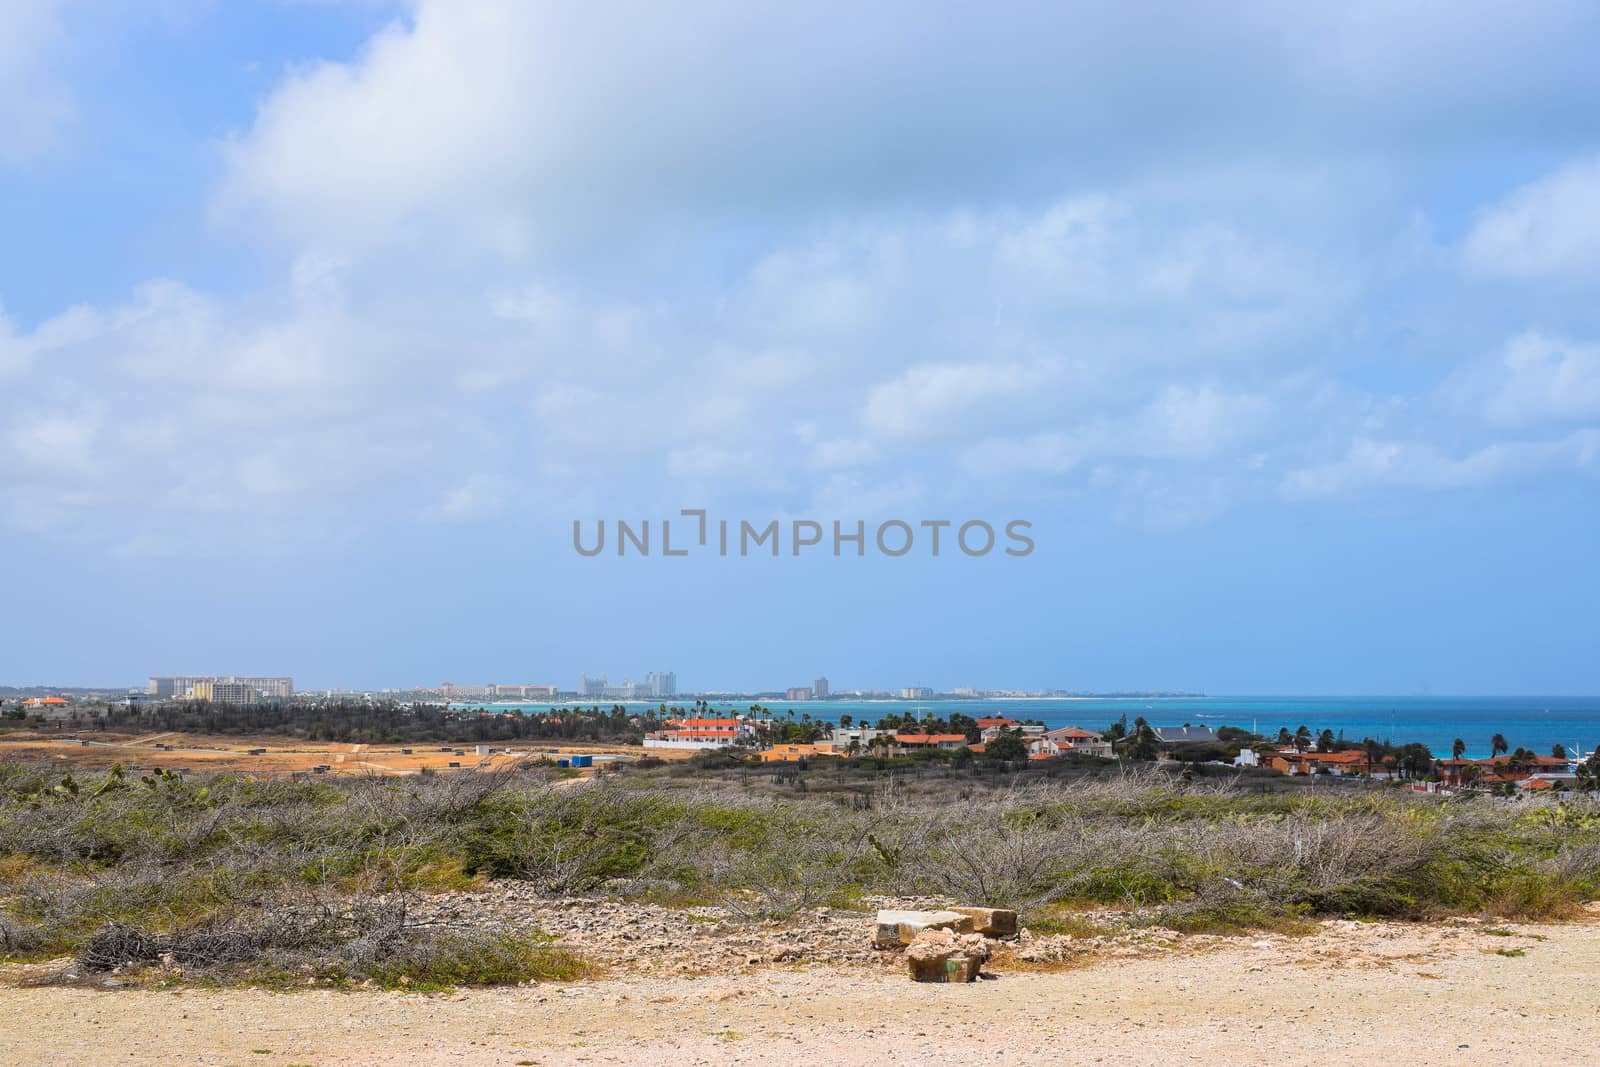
<box><xmin>450</xmin><ymin>694</ymin><xmax>1600</xmax><ymax>759</ymax></box>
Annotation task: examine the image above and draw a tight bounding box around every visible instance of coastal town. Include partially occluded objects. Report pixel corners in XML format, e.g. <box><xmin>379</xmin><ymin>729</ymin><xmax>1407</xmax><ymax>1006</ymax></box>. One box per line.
<box><xmin>4</xmin><ymin>687</ymin><xmax>1594</xmax><ymax>795</ymax></box>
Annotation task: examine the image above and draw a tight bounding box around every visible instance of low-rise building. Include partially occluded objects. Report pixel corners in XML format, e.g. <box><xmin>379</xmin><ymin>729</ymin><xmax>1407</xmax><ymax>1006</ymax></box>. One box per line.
<box><xmin>832</xmin><ymin>728</ymin><xmax>893</xmax><ymax>752</ymax></box>
<box><xmin>644</xmin><ymin>717</ymin><xmax>758</xmax><ymax>750</ymax></box>
<box><xmin>1268</xmin><ymin>748</ymin><xmax>1379</xmax><ymax>776</ymax></box>
<box><xmin>1149</xmin><ymin>725</ymin><xmax>1221</xmax><ymax>747</ymax></box>
<box><xmin>894</xmin><ymin>732</ymin><xmax>969</xmax><ymax>751</ymax></box>
<box><xmin>1042</xmin><ymin>726</ymin><xmax>1113</xmax><ymax>757</ymax></box>
<box><xmin>758</xmin><ymin>743</ymin><xmax>839</xmax><ymax>762</ymax></box>
<box><xmin>1437</xmin><ymin>754</ymin><xmax>1574</xmax><ymax>788</ymax></box>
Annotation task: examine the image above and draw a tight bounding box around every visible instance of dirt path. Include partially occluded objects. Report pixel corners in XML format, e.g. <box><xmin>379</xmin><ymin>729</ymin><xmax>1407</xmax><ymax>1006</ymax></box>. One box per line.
<box><xmin>3</xmin><ymin>920</ymin><xmax>1595</xmax><ymax>1066</ymax></box>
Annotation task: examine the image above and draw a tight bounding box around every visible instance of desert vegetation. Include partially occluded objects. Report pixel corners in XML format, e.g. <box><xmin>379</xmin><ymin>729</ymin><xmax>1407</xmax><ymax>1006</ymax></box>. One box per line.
<box><xmin>2</xmin><ymin>759</ymin><xmax>1598</xmax><ymax>988</ymax></box>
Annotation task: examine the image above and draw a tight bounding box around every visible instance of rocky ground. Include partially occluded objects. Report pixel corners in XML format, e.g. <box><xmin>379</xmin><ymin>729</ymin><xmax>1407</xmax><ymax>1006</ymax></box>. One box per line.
<box><xmin>402</xmin><ymin>885</ymin><xmax>1221</xmax><ymax>976</ymax></box>
<box><xmin>4</xmin><ymin>891</ymin><xmax>1598</xmax><ymax>1065</ymax></box>
<box><xmin>406</xmin><ymin>886</ymin><xmax>898</xmax><ymax>974</ymax></box>
<box><xmin>2</xmin><ymin>914</ymin><xmax>1596</xmax><ymax>1065</ymax></box>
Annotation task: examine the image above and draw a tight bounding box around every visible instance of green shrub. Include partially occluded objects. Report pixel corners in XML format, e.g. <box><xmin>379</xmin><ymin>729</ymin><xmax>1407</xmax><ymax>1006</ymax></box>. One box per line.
<box><xmin>365</xmin><ymin>931</ymin><xmax>589</xmax><ymax>990</ymax></box>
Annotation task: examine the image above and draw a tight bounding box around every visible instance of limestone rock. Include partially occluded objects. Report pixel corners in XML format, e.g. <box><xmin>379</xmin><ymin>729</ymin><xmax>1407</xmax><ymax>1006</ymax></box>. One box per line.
<box><xmin>905</xmin><ymin>927</ymin><xmax>990</xmax><ymax>983</ymax></box>
<box><xmin>950</xmin><ymin>906</ymin><xmax>1018</xmax><ymax>939</ymax></box>
<box><xmin>873</xmin><ymin>909</ymin><xmax>975</xmax><ymax>948</ymax></box>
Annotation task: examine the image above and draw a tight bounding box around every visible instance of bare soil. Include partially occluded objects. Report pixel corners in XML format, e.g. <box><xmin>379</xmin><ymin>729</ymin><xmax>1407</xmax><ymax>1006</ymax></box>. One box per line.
<box><xmin>0</xmin><ymin>731</ymin><xmax>691</xmax><ymax>779</ymax></box>
<box><xmin>3</xmin><ymin>917</ymin><xmax>1595</xmax><ymax>1066</ymax></box>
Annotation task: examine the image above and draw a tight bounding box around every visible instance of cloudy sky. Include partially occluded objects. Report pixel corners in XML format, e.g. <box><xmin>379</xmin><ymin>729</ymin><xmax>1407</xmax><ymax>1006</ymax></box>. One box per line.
<box><xmin>3</xmin><ymin>0</ymin><xmax>1598</xmax><ymax>693</ymax></box>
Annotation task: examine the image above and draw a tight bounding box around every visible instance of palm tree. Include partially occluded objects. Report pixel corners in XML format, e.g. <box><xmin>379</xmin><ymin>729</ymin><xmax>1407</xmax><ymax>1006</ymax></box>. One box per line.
<box><xmin>1491</xmin><ymin>734</ymin><xmax>1509</xmax><ymax>759</ymax></box>
<box><xmin>1552</xmin><ymin>743</ymin><xmax>1567</xmax><ymax>759</ymax></box>
<box><xmin>1129</xmin><ymin>721</ymin><xmax>1159</xmax><ymax>762</ymax></box>
<box><xmin>1508</xmin><ymin>747</ymin><xmax>1535</xmax><ymax>776</ymax></box>
<box><xmin>1294</xmin><ymin>725</ymin><xmax>1312</xmax><ymax>753</ymax></box>
<box><xmin>1363</xmin><ymin>738</ymin><xmax>1385</xmax><ymax>775</ymax></box>
<box><xmin>1452</xmin><ymin>738</ymin><xmax>1466</xmax><ymax>761</ymax></box>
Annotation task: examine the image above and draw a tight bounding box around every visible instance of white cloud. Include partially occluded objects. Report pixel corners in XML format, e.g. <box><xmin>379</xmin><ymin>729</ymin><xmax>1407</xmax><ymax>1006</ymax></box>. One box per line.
<box><xmin>0</xmin><ymin>1</ymin><xmax>74</xmax><ymax>162</ymax></box>
<box><xmin>1280</xmin><ymin>430</ymin><xmax>1600</xmax><ymax>498</ymax></box>
<box><xmin>436</xmin><ymin>473</ymin><xmax>514</xmax><ymax>522</ymax></box>
<box><xmin>491</xmin><ymin>284</ymin><xmax>566</xmax><ymax>327</ymax></box>
<box><xmin>12</xmin><ymin>0</ymin><xmax>1600</xmax><ymax>552</ymax></box>
<box><xmin>1462</xmin><ymin>158</ymin><xmax>1600</xmax><ymax>279</ymax></box>
<box><xmin>214</xmin><ymin>1</ymin><xmax>1600</xmax><ymax>256</ymax></box>
<box><xmin>15</xmin><ymin>170</ymin><xmax>1581</xmax><ymax>551</ymax></box>
<box><xmin>864</xmin><ymin>362</ymin><xmax>1045</xmax><ymax>440</ymax></box>
<box><xmin>1087</xmin><ymin>465</ymin><xmax>1236</xmax><ymax>529</ymax></box>
<box><xmin>0</xmin><ymin>276</ymin><xmax>445</xmax><ymax>550</ymax></box>
<box><xmin>958</xmin><ymin>384</ymin><xmax>1274</xmax><ymax>477</ymax></box>
<box><xmin>0</xmin><ymin>309</ymin><xmax>35</xmax><ymax>381</ymax></box>
<box><xmin>1447</xmin><ymin>332</ymin><xmax>1600</xmax><ymax>426</ymax></box>
<box><xmin>6</xmin><ymin>409</ymin><xmax>101</xmax><ymax>480</ymax></box>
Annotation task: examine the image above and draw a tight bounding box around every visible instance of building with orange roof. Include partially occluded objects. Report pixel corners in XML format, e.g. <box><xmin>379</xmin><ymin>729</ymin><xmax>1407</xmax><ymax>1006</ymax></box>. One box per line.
<box><xmin>758</xmin><ymin>743</ymin><xmax>840</xmax><ymax>763</ymax></box>
<box><xmin>1268</xmin><ymin>748</ymin><xmax>1380</xmax><ymax>776</ymax></box>
<box><xmin>1036</xmin><ymin>726</ymin><xmax>1113</xmax><ymax>757</ymax></box>
<box><xmin>975</xmin><ymin>717</ymin><xmax>1020</xmax><ymax>739</ymax></box>
<box><xmin>644</xmin><ymin>716</ymin><xmax>758</xmax><ymax>750</ymax></box>
<box><xmin>1438</xmin><ymin>754</ymin><xmax>1574</xmax><ymax>788</ymax></box>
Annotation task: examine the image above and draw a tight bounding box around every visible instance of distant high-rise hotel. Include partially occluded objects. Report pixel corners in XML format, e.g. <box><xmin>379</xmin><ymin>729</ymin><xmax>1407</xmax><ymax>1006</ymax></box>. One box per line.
<box><xmin>901</xmin><ymin>686</ymin><xmax>935</xmax><ymax>700</ymax></box>
<box><xmin>646</xmin><ymin>671</ymin><xmax>677</xmax><ymax>698</ymax></box>
<box><xmin>190</xmin><ymin>680</ymin><xmax>266</xmax><ymax>704</ymax></box>
<box><xmin>786</xmin><ymin>686</ymin><xmax>813</xmax><ymax>701</ymax></box>
<box><xmin>148</xmin><ymin>676</ymin><xmax>292</xmax><ymax>700</ymax></box>
<box><xmin>579</xmin><ymin>675</ymin><xmax>608</xmax><ymax>697</ymax></box>
<box><xmin>813</xmin><ymin>676</ymin><xmax>829</xmax><ymax>700</ymax></box>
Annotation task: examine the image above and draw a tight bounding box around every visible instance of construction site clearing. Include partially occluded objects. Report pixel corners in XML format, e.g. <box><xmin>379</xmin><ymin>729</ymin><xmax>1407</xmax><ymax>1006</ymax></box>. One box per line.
<box><xmin>0</xmin><ymin>731</ymin><xmax>696</xmax><ymax>778</ymax></box>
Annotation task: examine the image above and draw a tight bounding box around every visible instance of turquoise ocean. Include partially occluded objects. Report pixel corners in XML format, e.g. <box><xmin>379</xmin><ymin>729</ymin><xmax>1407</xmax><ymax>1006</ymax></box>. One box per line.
<box><xmin>454</xmin><ymin>695</ymin><xmax>1600</xmax><ymax>759</ymax></box>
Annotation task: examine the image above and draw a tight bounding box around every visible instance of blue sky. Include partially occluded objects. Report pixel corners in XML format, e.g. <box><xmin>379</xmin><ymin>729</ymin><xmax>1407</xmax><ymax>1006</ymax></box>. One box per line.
<box><xmin>2</xmin><ymin>1</ymin><xmax>1598</xmax><ymax>694</ymax></box>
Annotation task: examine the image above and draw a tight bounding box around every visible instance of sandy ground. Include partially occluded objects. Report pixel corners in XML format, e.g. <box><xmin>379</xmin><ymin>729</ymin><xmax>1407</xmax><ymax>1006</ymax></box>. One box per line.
<box><xmin>3</xmin><ymin>919</ymin><xmax>1595</xmax><ymax>1066</ymax></box>
<box><xmin>0</xmin><ymin>731</ymin><xmax>691</xmax><ymax>778</ymax></box>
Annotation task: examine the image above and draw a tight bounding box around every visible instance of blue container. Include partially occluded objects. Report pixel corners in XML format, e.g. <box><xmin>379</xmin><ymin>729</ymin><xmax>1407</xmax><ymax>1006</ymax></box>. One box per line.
<box><xmin>556</xmin><ymin>759</ymin><xmax>570</xmax><ymax>768</ymax></box>
<box><xmin>570</xmin><ymin>755</ymin><xmax>593</xmax><ymax>768</ymax></box>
